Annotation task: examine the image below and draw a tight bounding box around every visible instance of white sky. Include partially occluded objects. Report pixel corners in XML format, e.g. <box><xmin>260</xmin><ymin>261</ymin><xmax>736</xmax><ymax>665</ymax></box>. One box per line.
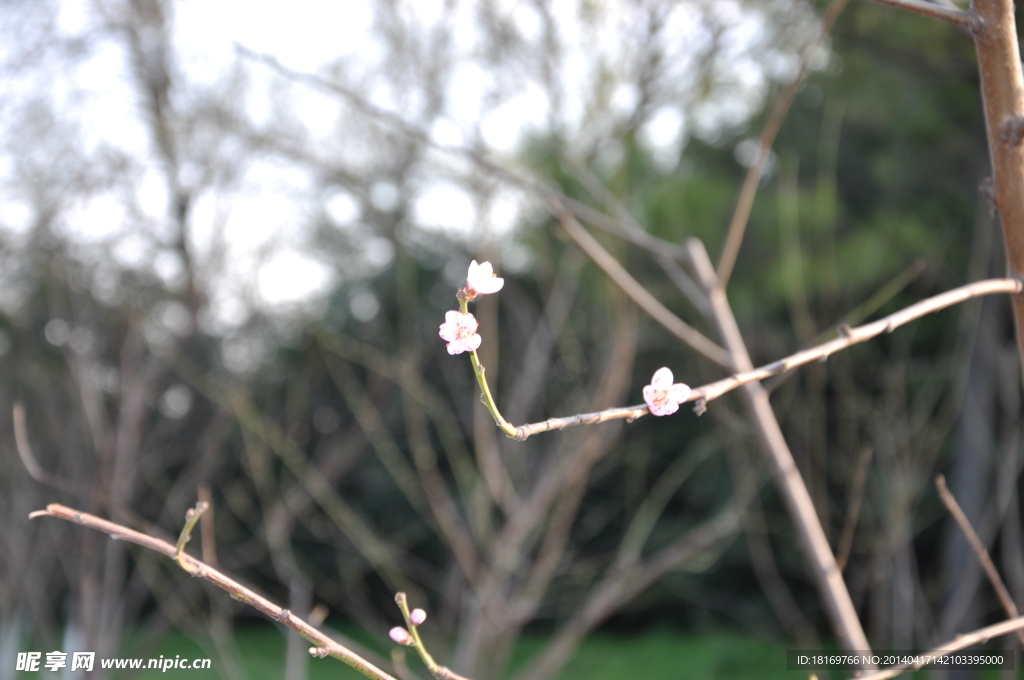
<box><xmin>0</xmin><ymin>0</ymin><xmax>820</xmax><ymax>341</ymax></box>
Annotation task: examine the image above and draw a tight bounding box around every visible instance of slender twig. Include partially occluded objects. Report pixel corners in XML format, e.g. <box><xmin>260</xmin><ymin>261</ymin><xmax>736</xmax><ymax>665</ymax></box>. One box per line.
<box><xmin>835</xmin><ymin>258</ymin><xmax>928</xmax><ymax>331</ymax></box>
<box><xmin>13</xmin><ymin>403</ymin><xmax>172</xmax><ymax>541</ymax></box>
<box><xmin>553</xmin><ymin>206</ymin><xmax>733</xmax><ymax>369</ymax></box>
<box><xmin>835</xmin><ymin>446</ymin><xmax>874</xmax><ymax>572</ymax></box>
<box><xmin>457</xmin><ymin>295</ymin><xmax>518</xmax><ymax>438</ymax></box>
<box><xmin>866</xmin><ymin>0</ymin><xmax>975</xmax><ymax>28</ymax></box>
<box><xmin>174</xmin><ymin>501</ymin><xmax>208</xmax><ymax>571</ymax></box>
<box><xmin>511</xmin><ymin>477</ymin><xmax>754</xmax><ymax>680</ymax></box>
<box><xmin>389</xmin><ymin>650</ymin><xmax>417</xmax><ymax>680</ymax></box>
<box><xmin>29</xmin><ymin>503</ymin><xmax>399</xmax><ymax>680</ymax></box>
<box><xmin>560</xmin><ymin>159</ymin><xmax>712</xmax><ymax>316</ymax></box>
<box><xmin>512</xmin><ymin>404</ymin><xmax>649</xmax><ymax>440</ymax></box>
<box><xmin>853</xmin><ymin>614</ymin><xmax>1024</xmax><ymax>680</ymax></box>
<box><xmin>688</xmin><ymin>238</ymin><xmax>872</xmax><ymax>660</ymax></box>
<box><xmin>716</xmin><ymin>0</ymin><xmax>852</xmax><ymax>287</ymax></box>
<box><xmin>935</xmin><ymin>474</ymin><xmax>1024</xmax><ymax>646</ymax></box>
<box><xmin>197</xmin><ymin>484</ymin><xmax>218</xmax><ymax>567</ymax></box>
<box><xmin>762</xmin><ymin>258</ymin><xmax>926</xmax><ymax>394</ymax></box>
<box><xmin>508</xmin><ymin>277</ymin><xmax>1022</xmax><ymax>439</ymax></box>
<box><xmin>691</xmin><ymin>277</ymin><xmax>1022</xmax><ymax>403</ymax></box>
<box><xmin>394</xmin><ymin>593</ymin><xmax>471</xmax><ymax>680</ymax></box>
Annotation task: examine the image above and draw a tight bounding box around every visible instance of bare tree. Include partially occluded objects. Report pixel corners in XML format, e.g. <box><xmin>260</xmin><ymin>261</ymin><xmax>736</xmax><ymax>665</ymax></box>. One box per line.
<box><xmin>7</xmin><ymin>1</ymin><xmax>1024</xmax><ymax>680</ymax></box>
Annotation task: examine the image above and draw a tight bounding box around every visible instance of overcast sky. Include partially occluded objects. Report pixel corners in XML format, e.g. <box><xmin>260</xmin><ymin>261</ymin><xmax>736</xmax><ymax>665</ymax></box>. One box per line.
<box><xmin>0</xmin><ymin>0</ymin><xmax>822</xmax><ymax>340</ymax></box>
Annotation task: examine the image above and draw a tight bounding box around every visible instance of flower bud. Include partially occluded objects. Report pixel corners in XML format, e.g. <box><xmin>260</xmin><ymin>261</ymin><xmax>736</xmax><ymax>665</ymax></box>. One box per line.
<box><xmin>410</xmin><ymin>608</ymin><xmax>427</xmax><ymax>626</ymax></box>
<box><xmin>389</xmin><ymin>627</ymin><xmax>414</xmax><ymax>646</ymax></box>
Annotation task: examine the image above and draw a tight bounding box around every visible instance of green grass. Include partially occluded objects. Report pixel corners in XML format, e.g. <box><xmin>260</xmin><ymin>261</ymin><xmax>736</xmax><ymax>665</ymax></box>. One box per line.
<box><xmin>128</xmin><ymin>623</ymin><xmax>1018</xmax><ymax>680</ymax></box>
<box><xmin>514</xmin><ymin>629</ymin><xmax>798</xmax><ymax>680</ymax></box>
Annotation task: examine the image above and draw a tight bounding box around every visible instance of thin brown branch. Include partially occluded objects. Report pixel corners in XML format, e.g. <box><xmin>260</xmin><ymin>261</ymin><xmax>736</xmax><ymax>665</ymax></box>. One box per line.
<box><xmin>554</xmin><ymin>206</ymin><xmax>733</xmax><ymax>369</ymax></box>
<box><xmin>197</xmin><ymin>484</ymin><xmax>218</xmax><ymax>567</ymax></box>
<box><xmin>724</xmin><ymin>443</ymin><xmax>818</xmax><ymax>647</ymax></box>
<box><xmin>935</xmin><ymin>474</ymin><xmax>1024</xmax><ymax>646</ymax></box>
<box><xmin>835</xmin><ymin>446</ymin><xmax>873</xmax><ymax>572</ymax></box>
<box><xmin>326</xmin><ymin>359</ymin><xmax>429</xmax><ymax>515</ymax></box>
<box><xmin>511</xmin><ymin>277</ymin><xmax>1023</xmax><ymax>438</ymax></box>
<box><xmin>854</xmin><ymin>614</ymin><xmax>1024</xmax><ymax>680</ymax></box>
<box><xmin>716</xmin><ymin>0</ymin><xmax>852</xmax><ymax>287</ymax></box>
<box><xmin>511</xmin><ymin>480</ymin><xmax>751</xmax><ymax>680</ymax></box>
<box><xmin>688</xmin><ymin>238</ymin><xmax>872</xmax><ymax>660</ymax></box>
<box><xmin>762</xmin><ymin>258</ymin><xmax>927</xmax><ymax>395</ymax></box>
<box><xmin>866</xmin><ymin>0</ymin><xmax>975</xmax><ymax>28</ymax></box>
<box><xmin>29</xmin><ymin>503</ymin><xmax>398</xmax><ymax>680</ymax></box>
<box><xmin>315</xmin><ymin>331</ymin><xmax>486</xmax><ymax>539</ymax></box>
<box><xmin>559</xmin><ymin>159</ymin><xmax>711</xmax><ymax>315</ymax></box>
<box><xmin>492</xmin><ymin>312</ymin><xmax>638</xmax><ymax>579</ymax></box>
<box><xmin>513</xmin><ymin>404</ymin><xmax>649</xmax><ymax>440</ymax></box>
<box><xmin>614</xmin><ymin>444</ymin><xmax>717</xmax><ymax>568</ymax></box>
<box><xmin>13</xmin><ymin>403</ymin><xmax>172</xmax><ymax>541</ymax></box>
<box><xmin>556</xmin><ymin>193</ymin><xmax>693</xmax><ymax>261</ymax></box>
<box><xmin>180</xmin><ymin>380</ymin><xmax>419</xmax><ymax>597</ymax></box>
<box><xmin>692</xmin><ymin>277</ymin><xmax>1022</xmax><ymax>404</ymax></box>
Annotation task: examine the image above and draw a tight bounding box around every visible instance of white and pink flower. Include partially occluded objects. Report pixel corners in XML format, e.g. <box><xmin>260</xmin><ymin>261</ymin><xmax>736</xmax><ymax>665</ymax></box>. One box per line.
<box><xmin>642</xmin><ymin>367</ymin><xmax>691</xmax><ymax>417</ymax></box>
<box><xmin>439</xmin><ymin>310</ymin><xmax>482</xmax><ymax>355</ymax></box>
<box><xmin>410</xmin><ymin>608</ymin><xmax>427</xmax><ymax>626</ymax></box>
<box><xmin>465</xmin><ymin>260</ymin><xmax>504</xmax><ymax>299</ymax></box>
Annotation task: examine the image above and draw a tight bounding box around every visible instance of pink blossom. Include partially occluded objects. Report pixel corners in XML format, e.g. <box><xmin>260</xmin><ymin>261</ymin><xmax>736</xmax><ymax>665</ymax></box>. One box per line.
<box><xmin>439</xmin><ymin>310</ymin><xmax>482</xmax><ymax>355</ymax></box>
<box><xmin>410</xmin><ymin>608</ymin><xmax>427</xmax><ymax>626</ymax></box>
<box><xmin>642</xmin><ymin>367</ymin><xmax>691</xmax><ymax>417</ymax></box>
<box><xmin>389</xmin><ymin>627</ymin><xmax>414</xmax><ymax>646</ymax></box>
<box><xmin>465</xmin><ymin>260</ymin><xmax>504</xmax><ymax>299</ymax></box>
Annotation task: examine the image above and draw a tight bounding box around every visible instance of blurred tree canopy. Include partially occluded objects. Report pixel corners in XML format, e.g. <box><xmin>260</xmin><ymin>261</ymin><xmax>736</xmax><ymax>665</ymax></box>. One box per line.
<box><xmin>1</xmin><ymin>1</ymin><xmax>1021</xmax><ymax>679</ymax></box>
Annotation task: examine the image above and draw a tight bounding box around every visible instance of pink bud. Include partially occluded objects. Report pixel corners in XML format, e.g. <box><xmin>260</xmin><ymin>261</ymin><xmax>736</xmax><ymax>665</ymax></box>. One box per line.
<box><xmin>410</xmin><ymin>608</ymin><xmax>427</xmax><ymax>626</ymax></box>
<box><xmin>389</xmin><ymin>627</ymin><xmax>414</xmax><ymax>646</ymax></box>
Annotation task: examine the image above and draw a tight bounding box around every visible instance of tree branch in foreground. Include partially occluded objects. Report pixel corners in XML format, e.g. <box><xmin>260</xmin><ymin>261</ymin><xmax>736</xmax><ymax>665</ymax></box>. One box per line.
<box><xmin>853</xmin><ymin>614</ymin><xmax>1024</xmax><ymax>680</ymax></box>
<box><xmin>29</xmin><ymin>503</ymin><xmax>400</xmax><ymax>680</ymax></box>
<box><xmin>509</xmin><ymin>277</ymin><xmax>1022</xmax><ymax>439</ymax></box>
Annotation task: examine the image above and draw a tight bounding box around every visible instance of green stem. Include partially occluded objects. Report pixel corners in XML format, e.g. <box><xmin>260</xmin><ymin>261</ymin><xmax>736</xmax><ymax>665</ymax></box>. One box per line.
<box><xmin>460</xmin><ymin>297</ymin><xmax>518</xmax><ymax>438</ymax></box>
<box><xmin>395</xmin><ymin>593</ymin><xmax>442</xmax><ymax>675</ymax></box>
<box><xmin>174</xmin><ymin>501</ymin><xmax>209</xmax><ymax>572</ymax></box>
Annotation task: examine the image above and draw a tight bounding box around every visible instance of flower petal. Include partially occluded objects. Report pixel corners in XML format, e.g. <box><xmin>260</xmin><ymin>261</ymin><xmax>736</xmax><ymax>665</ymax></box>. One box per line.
<box><xmin>669</xmin><ymin>383</ymin><xmax>691</xmax><ymax>404</ymax></box>
<box><xmin>466</xmin><ymin>260</ymin><xmax>504</xmax><ymax>295</ymax></box>
<box><xmin>651</xmin><ymin>367</ymin><xmax>673</xmax><ymax>387</ymax></box>
<box><xmin>652</xmin><ymin>401</ymin><xmax>679</xmax><ymax>417</ymax></box>
<box><xmin>477</xmin><ymin>277</ymin><xmax>504</xmax><ymax>294</ymax></box>
<box><xmin>440</xmin><ymin>310</ymin><xmax>480</xmax><ymax>354</ymax></box>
